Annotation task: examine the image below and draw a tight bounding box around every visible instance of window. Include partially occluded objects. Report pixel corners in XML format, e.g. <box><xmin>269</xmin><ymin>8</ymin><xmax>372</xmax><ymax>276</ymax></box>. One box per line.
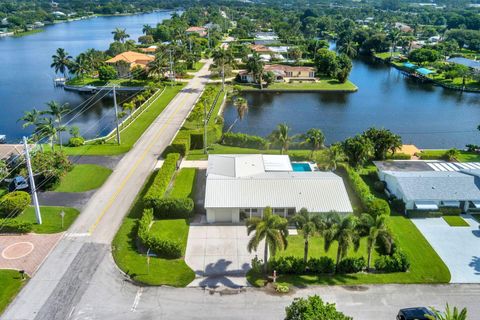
<box><xmin>286</xmin><ymin>71</ymin><xmax>292</xmax><ymax>77</ymax></box>
<box><xmin>287</xmin><ymin>208</ymin><xmax>295</xmax><ymax>216</ymax></box>
<box><xmin>273</xmin><ymin>208</ymin><xmax>285</xmax><ymax>214</ymax></box>
<box><xmin>309</xmin><ymin>71</ymin><xmax>315</xmax><ymax>78</ymax></box>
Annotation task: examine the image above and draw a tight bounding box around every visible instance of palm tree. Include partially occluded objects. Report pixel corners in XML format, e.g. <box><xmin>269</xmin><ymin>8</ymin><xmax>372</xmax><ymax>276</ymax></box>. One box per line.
<box><xmin>246</xmin><ymin>52</ymin><xmax>265</xmax><ymax>89</ymax></box>
<box><xmin>142</xmin><ymin>24</ymin><xmax>152</xmax><ymax>35</ymax></box>
<box><xmin>226</xmin><ymin>97</ymin><xmax>249</xmax><ymax>132</ymax></box>
<box><xmin>427</xmin><ymin>304</ymin><xmax>467</xmax><ymax>320</ymax></box>
<box><xmin>326</xmin><ymin>143</ymin><xmax>345</xmax><ymax>171</ymax></box>
<box><xmin>291</xmin><ymin>208</ymin><xmax>320</xmax><ymax>264</ymax></box>
<box><xmin>18</xmin><ymin>108</ymin><xmax>41</xmax><ymax>129</ymax></box>
<box><xmin>112</xmin><ymin>28</ymin><xmax>130</xmax><ymax>43</ymax></box>
<box><xmin>36</xmin><ymin>118</ymin><xmax>58</xmax><ymax>151</ymax></box>
<box><xmin>269</xmin><ymin>123</ymin><xmax>291</xmax><ymax>155</ymax></box>
<box><xmin>304</xmin><ymin>128</ymin><xmax>325</xmax><ymax>157</ymax></box>
<box><xmin>388</xmin><ymin>28</ymin><xmax>401</xmax><ymax>58</ymax></box>
<box><xmin>51</xmin><ymin>48</ymin><xmax>72</xmax><ymax>78</ymax></box>
<box><xmin>246</xmin><ymin>207</ymin><xmax>289</xmax><ymax>273</ymax></box>
<box><xmin>148</xmin><ymin>53</ymin><xmax>169</xmax><ymax>81</ymax></box>
<box><xmin>338</xmin><ymin>40</ymin><xmax>357</xmax><ymax>58</ymax></box>
<box><xmin>212</xmin><ymin>48</ymin><xmax>235</xmax><ymax>90</ymax></box>
<box><xmin>69</xmin><ymin>54</ymin><xmax>90</xmax><ymax>78</ymax></box>
<box><xmin>323</xmin><ymin>213</ymin><xmax>360</xmax><ymax>270</ymax></box>
<box><xmin>42</xmin><ymin>101</ymin><xmax>70</xmax><ymax>148</ymax></box>
<box><xmin>359</xmin><ymin>214</ymin><xmax>392</xmax><ymax>270</ymax></box>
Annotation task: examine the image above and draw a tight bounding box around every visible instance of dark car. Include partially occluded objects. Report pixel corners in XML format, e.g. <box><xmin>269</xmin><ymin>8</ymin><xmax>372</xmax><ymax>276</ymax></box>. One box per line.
<box><xmin>8</xmin><ymin>176</ymin><xmax>29</xmax><ymax>192</ymax></box>
<box><xmin>397</xmin><ymin>307</ymin><xmax>435</xmax><ymax>320</ymax></box>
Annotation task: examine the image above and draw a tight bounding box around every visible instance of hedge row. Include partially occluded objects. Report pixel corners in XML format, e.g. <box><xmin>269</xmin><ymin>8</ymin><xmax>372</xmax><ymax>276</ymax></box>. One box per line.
<box><xmin>0</xmin><ymin>191</ymin><xmax>31</xmax><ymax>217</ymax></box>
<box><xmin>137</xmin><ymin>209</ymin><xmax>182</xmax><ymax>259</ymax></box>
<box><xmin>340</xmin><ymin>164</ymin><xmax>390</xmax><ymax>217</ymax></box>
<box><xmin>0</xmin><ymin>218</ymin><xmax>32</xmax><ymax>233</ymax></box>
<box><xmin>269</xmin><ymin>256</ymin><xmax>367</xmax><ymax>274</ymax></box>
<box><xmin>387</xmin><ymin>153</ymin><xmax>411</xmax><ymax>160</ymax></box>
<box><xmin>222</xmin><ymin>132</ymin><xmax>269</xmax><ymax>150</ymax></box>
<box><xmin>374</xmin><ymin>250</ymin><xmax>410</xmax><ymax>272</ymax></box>
<box><xmin>143</xmin><ymin>153</ymin><xmax>180</xmax><ymax>207</ymax></box>
<box><xmin>407</xmin><ymin>206</ymin><xmax>462</xmax><ymax>218</ymax></box>
<box><xmin>148</xmin><ymin>198</ymin><xmax>194</xmax><ymax>219</ymax></box>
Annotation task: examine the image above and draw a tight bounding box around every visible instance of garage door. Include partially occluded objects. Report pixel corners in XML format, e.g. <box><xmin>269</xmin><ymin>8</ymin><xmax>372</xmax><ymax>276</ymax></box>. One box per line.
<box><xmin>213</xmin><ymin>211</ymin><xmax>232</xmax><ymax>222</ymax></box>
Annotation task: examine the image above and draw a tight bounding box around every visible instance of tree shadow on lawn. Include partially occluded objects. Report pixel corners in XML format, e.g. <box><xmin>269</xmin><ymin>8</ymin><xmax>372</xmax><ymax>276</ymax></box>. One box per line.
<box><xmin>278</xmin><ymin>273</ymin><xmax>358</xmax><ymax>288</ymax></box>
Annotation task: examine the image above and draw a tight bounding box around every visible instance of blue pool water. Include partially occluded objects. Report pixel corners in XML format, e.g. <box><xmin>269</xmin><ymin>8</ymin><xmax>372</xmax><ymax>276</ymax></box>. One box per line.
<box><xmin>292</xmin><ymin>163</ymin><xmax>312</xmax><ymax>172</ymax></box>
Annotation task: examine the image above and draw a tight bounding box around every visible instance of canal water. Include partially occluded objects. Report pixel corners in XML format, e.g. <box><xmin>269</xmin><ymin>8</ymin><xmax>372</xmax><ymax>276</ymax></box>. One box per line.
<box><xmin>223</xmin><ymin>58</ymin><xmax>480</xmax><ymax>149</ymax></box>
<box><xmin>0</xmin><ymin>11</ymin><xmax>173</xmax><ymax>142</ymax></box>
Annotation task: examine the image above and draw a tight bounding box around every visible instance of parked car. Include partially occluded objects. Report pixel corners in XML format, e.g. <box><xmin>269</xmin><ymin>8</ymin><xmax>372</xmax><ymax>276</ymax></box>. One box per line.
<box><xmin>8</xmin><ymin>176</ymin><xmax>29</xmax><ymax>192</ymax></box>
<box><xmin>397</xmin><ymin>307</ymin><xmax>435</xmax><ymax>320</ymax></box>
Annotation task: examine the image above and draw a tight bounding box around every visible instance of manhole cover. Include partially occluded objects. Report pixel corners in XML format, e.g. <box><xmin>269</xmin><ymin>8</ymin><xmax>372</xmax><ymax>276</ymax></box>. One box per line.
<box><xmin>2</xmin><ymin>242</ymin><xmax>34</xmax><ymax>260</ymax></box>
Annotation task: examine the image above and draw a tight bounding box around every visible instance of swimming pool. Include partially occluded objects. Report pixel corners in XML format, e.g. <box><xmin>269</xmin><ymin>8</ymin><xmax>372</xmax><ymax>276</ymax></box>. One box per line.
<box><xmin>292</xmin><ymin>162</ymin><xmax>312</xmax><ymax>172</ymax></box>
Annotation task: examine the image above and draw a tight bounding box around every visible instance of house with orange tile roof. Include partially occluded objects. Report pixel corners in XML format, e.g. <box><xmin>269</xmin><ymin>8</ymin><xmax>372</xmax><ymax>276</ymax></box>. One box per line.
<box><xmin>186</xmin><ymin>26</ymin><xmax>207</xmax><ymax>37</ymax></box>
<box><xmin>249</xmin><ymin>44</ymin><xmax>272</xmax><ymax>53</ymax></box>
<box><xmin>106</xmin><ymin>51</ymin><xmax>154</xmax><ymax>77</ymax></box>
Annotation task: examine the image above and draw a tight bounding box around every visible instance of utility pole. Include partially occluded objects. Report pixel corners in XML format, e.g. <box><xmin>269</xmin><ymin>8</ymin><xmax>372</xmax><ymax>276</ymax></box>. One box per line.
<box><xmin>113</xmin><ymin>85</ymin><xmax>121</xmax><ymax>145</ymax></box>
<box><xmin>23</xmin><ymin>136</ymin><xmax>42</xmax><ymax>225</ymax></box>
<box><xmin>168</xmin><ymin>49</ymin><xmax>174</xmax><ymax>86</ymax></box>
<box><xmin>203</xmin><ymin>100</ymin><xmax>208</xmax><ymax>155</ymax></box>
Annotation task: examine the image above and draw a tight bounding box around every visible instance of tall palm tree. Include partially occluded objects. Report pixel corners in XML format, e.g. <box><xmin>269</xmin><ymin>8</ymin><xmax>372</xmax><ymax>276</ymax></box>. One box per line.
<box><xmin>36</xmin><ymin>118</ymin><xmax>58</xmax><ymax>151</ymax></box>
<box><xmin>148</xmin><ymin>53</ymin><xmax>169</xmax><ymax>81</ymax></box>
<box><xmin>18</xmin><ymin>108</ymin><xmax>41</xmax><ymax>129</ymax></box>
<box><xmin>51</xmin><ymin>48</ymin><xmax>72</xmax><ymax>78</ymax></box>
<box><xmin>42</xmin><ymin>101</ymin><xmax>70</xmax><ymax>148</ymax></box>
<box><xmin>269</xmin><ymin>123</ymin><xmax>291</xmax><ymax>155</ymax></box>
<box><xmin>338</xmin><ymin>40</ymin><xmax>357</xmax><ymax>58</ymax></box>
<box><xmin>326</xmin><ymin>143</ymin><xmax>345</xmax><ymax>171</ymax></box>
<box><xmin>359</xmin><ymin>214</ymin><xmax>392</xmax><ymax>270</ymax></box>
<box><xmin>212</xmin><ymin>47</ymin><xmax>235</xmax><ymax>90</ymax></box>
<box><xmin>304</xmin><ymin>128</ymin><xmax>325</xmax><ymax>157</ymax></box>
<box><xmin>291</xmin><ymin>208</ymin><xmax>320</xmax><ymax>264</ymax></box>
<box><xmin>112</xmin><ymin>28</ymin><xmax>130</xmax><ymax>43</ymax></box>
<box><xmin>69</xmin><ymin>54</ymin><xmax>90</xmax><ymax>78</ymax></box>
<box><xmin>226</xmin><ymin>97</ymin><xmax>249</xmax><ymax>132</ymax></box>
<box><xmin>246</xmin><ymin>207</ymin><xmax>289</xmax><ymax>273</ymax></box>
<box><xmin>246</xmin><ymin>52</ymin><xmax>265</xmax><ymax>89</ymax></box>
<box><xmin>142</xmin><ymin>24</ymin><xmax>152</xmax><ymax>35</ymax></box>
<box><xmin>388</xmin><ymin>28</ymin><xmax>401</xmax><ymax>58</ymax></box>
<box><xmin>427</xmin><ymin>304</ymin><xmax>468</xmax><ymax>320</ymax></box>
<box><xmin>323</xmin><ymin>213</ymin><xmax>360</xmax><ymax>270</ymax></box>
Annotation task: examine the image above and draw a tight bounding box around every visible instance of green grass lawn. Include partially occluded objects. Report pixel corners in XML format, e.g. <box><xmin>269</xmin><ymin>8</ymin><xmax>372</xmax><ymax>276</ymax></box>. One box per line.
<box><xmin>235</xmin><ymin>78</ymin><xmax>357</xmax><ymax>92</ymax></box>
<box><xmin>374</xmin><ymin>52</ymin><xmax>401</xmax><ymax>60</ymax></box>
<box><xmin>66</xmin><ymin>77</ymin><xmax>149</xmax><ymax>87</ymax></box>
<box><xmin>187</xmin><ymin>144</ymin><xmax>316</xmax><ymax>160</ymax></box>
<box><xmin>58</xmin><ymin>84</ymin><xmax>184</xmax><ymax>156</ymax></box>
<box><xmin>150</xmin><ymin>219</ymin><xmax>189</xmax><ymax>248</ymax></box>
<box><xmin>443</xmin><ymin>216</ymin><xmax>470</xmax><ymax>227</ymax></box>
<box><xmin>418</xmin><ymin>150</ymin><xmax>480</xmax><ymax>162</ymax></box>
<box><xmin>187</xmin><ymin>61</ymin><xmax>205</xmax><ymax>72</ymax></box>
<box><xmin>16</xmin><ymin>206</ymin><xmax>80</xmax><ymax>233</ymax></box>
<box><xmin>433</xmin><ymin>74</ymin><xmax>480</xmax><ymax>90</ymax></box>
<box><xmin>54</xmin><ymin>164</ymin><xmax>112</xmax><ymax>192</ymax></box>
<box><xmin>168</xmin><ymin>168</ymin><xmax>196</xmax><ymax>198</ymax></box>
<box><xmin>13</xmin><ymin>29</ymin><xmax>44</xmax><ymax>37</ymax></box>
<box><xmin>0</xmin><ymin>270</ymin><xmax>26</xmax><ymax>316</ymax></box>
<box><xmin>0</xmin><ymin>188</ymin><xmax>7</xmax><ymax>198</ymax></box>
<box><xmin>112</xmin><ymin>171</ymin><xmax>195</xmax><ymax>286</ymax></box>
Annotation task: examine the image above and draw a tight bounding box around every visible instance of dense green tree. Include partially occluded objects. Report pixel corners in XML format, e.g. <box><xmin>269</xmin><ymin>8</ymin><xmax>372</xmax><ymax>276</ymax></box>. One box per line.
<box><xmin>363</xmin><ymin>127</ymin><xmax>402</xmax><ymax>160</ymax></box>
<box><xmin>246</xmin><ymin>52</ymin><xmax>265</xmax><ymax>89</ymax></box>
<box><xmin>51</xmin><ymin>48</ymin><xmax>72</xmax><ymax>78</ymax></box>
<box><xmin>304</xmin><ymin>128</ymin><xmax>325</xmax><ymax>156</ymax></box>
<box><xmin>269</xmin><ymin>123</ymin><xmax>292</xmax><ymax>155</ymax></box>
<box><xmin>359</xmin><ymin>214</ymin><xmax>392</xmax><ymax>270</ymax></box>
<box><xmin>323</xmin><ymin>213</ymin><xmax>360</xmax><ymax>269</ymax></box>
<box><xmin>343</xmin><ymin>135</ymin><xmax>374</xmax><ymax>168</ymax></box>
<box><xmin>409</xmin><ymin>48</ymin><xmax>441</xmax><ymax>64</ymax></box>
<box><xmin>315</xmin><ymin>48</ymin><xmax>337</xmax><ymax>77</ymax></box>
<box><xmin>285</xmin><ymin>295</ymin><xmax>352</xmax><ymax>320</ymax></box>
<box><xmin>291</xmin><ymin>208</ymin><xmax>320</xmax><ymax>264</ymax></box>
<box><xmin>335</xmin><ymin>54</ymin><xmax>352</xmax><ymax>83</ymax></box>
<box><xmin>112</xmin><ymin>28</ymin><xmax>130</xmax><ymax>43</ymax></box>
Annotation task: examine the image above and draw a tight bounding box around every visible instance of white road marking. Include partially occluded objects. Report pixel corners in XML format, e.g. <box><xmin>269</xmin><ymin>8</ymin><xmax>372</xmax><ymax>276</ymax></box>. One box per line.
<box><xmin>130</xmin><ymin>287</ymin><xmax>143</xmax><ymax>312</ymax></box>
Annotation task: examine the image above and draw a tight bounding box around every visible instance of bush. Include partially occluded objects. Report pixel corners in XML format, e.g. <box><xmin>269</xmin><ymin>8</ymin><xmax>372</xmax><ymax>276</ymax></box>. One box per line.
<box><xmin>143</xmin><ymin>153</ymin><xmax>179</xmax><ymax>207</ymax></box>
<box><xmin>373</xmin><ymin>180</ymin><xmax>385</xmax><ymax>193</ymax></box>
<box><xmin>336</xmin><ymin>257</ymin><xmax>366</xmax><ymax>274</ymax></box>
<box><xmin>149</xmin><ymin>198</ymin><xmax>194</xmax><ymax>219</ymax></box>
<box><xmin>269</xmin><ymin>256</ymin><xmax>306</xmax><ymax>274</ymax></box>
<box><xmin>390</xmin><ymin>198</ymin><xmax>405</xmax><ymax>212</ymax></box>
<box><xmin>407</xmin><ymin>210</ymin><xmax>442</xmax><ymax>218</ymax></box>
<box><xmin>374</xmin><ymin>250</ymin><xmax>410</xmax><ymax>272</ymax></box>
<box><xmin>68</xmin><ymin>137</ymin><xmax>85</xmax><ymax>147</ymax></box>
<box><xmin>440</xmin><ymin>207</ymin><xmax>462</xmax><ymax>216</ymax></box>
<box><xmin>26</xmin><ymin>151</ymin><xmax>72</xmax><ymax>190</ymax></box>
<box><xmin>0</xmin><ymin>218</ymin><xmax>32</xmax><ymax>233</ymax></box>
<box><xmin>0</xmin><ymin>191</ymin><xmax>31</xmax><ymax>217</ymax></box>
<box><xmin>274</xmin><ymin>283</ymin><xmax>290</xmax><ymax>293</ymax></box>
<box><xmin>222</xmin><ymin>132</ymin><xmax>269</xmax><ymax>149</ymax></box>
<box><xmin>367</xmin><ymin>198</ymin><xmax>391</xmax><ymax>217</ymax></box>
<box><xmin>137</xmin><ymin>209</ymin><xmax>182</xmax><ymax>258</ymax></box>
<box><xmin>98</xmin><ymin>65</ymin><xmax>118</xmax><ymax>81</ymax></box>
<box><xmin>307</xmin><ymin>257</ymin><xmax>335</xmax><ymax>274</ymax></box>
<box><xmin>387</xmin><ymin>153</ymin><xmax>411</xmax><ymax>160</ymax></box>
<box><xmin>285</xmin><ymin>295</ymin><xmax>353</xmax><ymax>320</ymax></box>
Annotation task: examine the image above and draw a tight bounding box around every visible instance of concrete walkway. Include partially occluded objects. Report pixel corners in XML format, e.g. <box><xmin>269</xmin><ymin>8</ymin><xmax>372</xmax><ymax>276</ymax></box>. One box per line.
<box><xmin>412</xmin><ymin>215</ymin><xmax>480</xmax><ymax>283</ymax></box>
<box><xmin>180</xmin><ymin>160</ymin><xmax>208</xmax><ymax>169</ymax></box>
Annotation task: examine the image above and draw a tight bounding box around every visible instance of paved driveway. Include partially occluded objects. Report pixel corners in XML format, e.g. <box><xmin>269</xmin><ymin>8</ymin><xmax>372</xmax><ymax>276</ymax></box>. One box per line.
<box><xmin>185</xmin><ymin>225</ymin><xmax>264</xmax><ymax>287</ymax></box>
<box><xmin>412</xmin><ymin>215</ymin><xmax>480</xmax><ymax>283</ymax></box>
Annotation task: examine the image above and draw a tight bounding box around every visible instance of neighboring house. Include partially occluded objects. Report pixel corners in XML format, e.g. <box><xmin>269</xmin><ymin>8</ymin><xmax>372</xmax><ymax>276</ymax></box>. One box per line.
<box><xmin>375</xmin><ymin>161</ymin><xmax>480</xmax><ymax>213</ymax></box>
<box><xmin>204</xmin><ymin>154</ymin><xmax>353</xmax><ymax>223</ymax></box>
<box><xmin>249</xmin><ymin>44</ymin><xmax>272</xmax><ymax>54</ymax></box>
<box><xmin>105</xmin><ymin>51</ymin><xmax>154</xmax><ymax>77</ymax></box>
<box><xmin>186</xmin><ymin>26</ymin><xmax>207</xmax><ymax>37</ymax></box>
<box><xmin>140</xmin><ymin>45</ymin><xmax>158</xmax><ymax>53</ymax></box>
<box><xmin>254</xmin><ymin>31</ymin><xmax>279</xmax><ymax>45</ymax></box>
<box><xmin>394</xmin><ymin>22</ymin><xmax>414</xmax><ymax>33</ymax></box>
<box><xmin>447</xmin><ymin>57</ymin><xmax>480</xmax><ymax>72</ymax></box>
<box><xmin>238</xmin><ymin>64</ymin><xmax>316</xmax><ymax>83</ymax></box>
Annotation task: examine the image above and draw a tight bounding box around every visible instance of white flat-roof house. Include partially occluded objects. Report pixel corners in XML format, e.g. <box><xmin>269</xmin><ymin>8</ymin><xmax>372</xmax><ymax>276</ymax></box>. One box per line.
<box><xmin>204</xmin><ymin>154</ymin><xmax>353</xmax><ymax>223</ymax></box>
<box><xmin>375</xmin><ymin>161</ymin><xmax>480</xmax><ymax>212</ymax></box>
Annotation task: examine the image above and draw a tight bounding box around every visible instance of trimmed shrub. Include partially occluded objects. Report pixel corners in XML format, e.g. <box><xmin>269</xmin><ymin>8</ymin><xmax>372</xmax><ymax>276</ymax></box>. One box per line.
<box><xmin>336</xmin><ymin>257</ymin><xmax>366</xmax><ymax>274</ymax></box>
<box><xmin>390</xmin><ymin>198</ymin><xmax>405</xmax><ymax>212</ymax></box>
<box><xmin>440</xmin><ymin>207</ymin><xmax>462</xmax><ymax>216</ymax></box>
<box><xmin>143</xmin><ymin>153</ymin><xmax>179</xmax><ymax>207</ymax></box>
<box><xmin>0</xmin><ymin>191</ymin><xmax>31</xmax><ymax>217</ymax></box>
<box><xmin>407</xmin><ymin>210</ymin><xmax>442</xmax><ymax>218</ymax></box>
<box><xmin>374</xmin><ymin>250</ymin><xmax>410</xmax><ymax>272</ymax></box>
<box><xmin>69</xmin><ymin>137</ymin><xmax>85</xmax><ymax>147</ymax></box>
<box><xmin>269</xmin><ymin>256</ymin><xmax>306</xmax><ymax>274</ymax></box>
<box><xmin>150</xmin><ymin>198</ymin><xmax>194</xmax><ymax>219</ymax></box>
<box><xmin>307</xmin><ymin>257</ymin><xmax>335</xmax><ymax>274</ymax></box>
<box><xmin>222</xmin><ymin>132</ymin><xmax>269</xmax><ymax>149</ymax></box>
<box><xmin>0</xmin><ymin>218</ymin><xmax>32</xmax><ymax>233</ymax></box>
<box><xmin>367</xmin><ymin>198</ymin><xmax>391</xmax><ymax>217</ymax></box>
<box><xmin>274</xmin><ymin>283</ymin><xmax>290</xmax><ymax>293</ymax></box>
<box><xmin>373</xmin><ymin>181</ymin><xmax>385</xmax><ymax>193</ymax></box>
<box><xmin>137</xmin><ymin>209</ymin><xmax>182</xmax><ymax>259</ymax></box>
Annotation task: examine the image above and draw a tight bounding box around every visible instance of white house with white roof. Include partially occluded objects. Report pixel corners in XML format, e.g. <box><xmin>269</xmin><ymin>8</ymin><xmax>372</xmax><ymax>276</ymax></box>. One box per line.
<box><xmin>204</xmin><ymin>154</ymin><xmax>353</xmax><ymax>223</ymax></box>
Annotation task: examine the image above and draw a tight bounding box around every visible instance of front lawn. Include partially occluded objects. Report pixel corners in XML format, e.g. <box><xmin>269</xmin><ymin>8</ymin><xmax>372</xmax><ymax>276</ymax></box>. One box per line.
<box><xmin>54</xmin><ymin>164</ymin><xmax>112</xmax><ymax>192</ymax></box>
<box><xmin>58</xmin><ymin>84</ymin><xmax>184</xmax><ymax>156</ymax></box>
<box><xmin>443</xmin><ymin>216</ymin><xmax>470</xmax><ymax>227</ymax></box>
<box><xmin>0</xmin><ymin>270</ymin><xmax>25</xmax><ymax>316</ymax></box>
<box><xmin>66</xmin><ymin>77</ymin><xmax>149</xmax><ymax>87</ymax></box>
<box><xmin>235</xmin><ymin>78</ymin><xmax>357</xmax><ymax>92</ymax></box>
<box><xmin>112</xmin><ymin>171</ymin><xmax>195</xmax><ymax>286</ymax></box>
<box><xmin>168</xmin><ymin>168</ymin><xmax>196</xmax><ymax>198</ymax></box>
<box><xmin>16</xmin><ymin>206</ymin><xmax>80</xmax><ymax>233</ymax></box>
<box><xmin>187</xmin><ymin>144</ymin><xmax>319</xmax><ymax>160</ymax></box>
<box><xmin>418</xmin><ymin>150</ymin><xmax>480</xmax><ymax>162</ymax></box>
<box><xmin>149</xmin><ymin>219</ymin><xmax>189</xmax><ymax>248</ymax></box>
<box><xmin>187</xmin><ymin>61</ymin><xmax>205</xmax><ymax>72</ymax></box>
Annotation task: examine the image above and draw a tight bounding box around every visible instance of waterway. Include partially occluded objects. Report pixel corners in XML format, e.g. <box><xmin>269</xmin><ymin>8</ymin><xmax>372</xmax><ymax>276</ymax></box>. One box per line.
<box><xmin>0</xmin><ymin>11</ymin><xmax>174</xmax><ymax>142</ymax></box>
<box><xmin>223</xmin><ymin>58</ymin><xmax>480</xmax><ymax>149</ymax></box>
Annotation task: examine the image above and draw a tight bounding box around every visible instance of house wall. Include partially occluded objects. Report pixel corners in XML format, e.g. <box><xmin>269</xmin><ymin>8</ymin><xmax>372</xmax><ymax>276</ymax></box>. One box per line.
<box><xmin>206</xmin><ymin>208</ymin><xmax>240</xmax><ymax>223</ymax></box>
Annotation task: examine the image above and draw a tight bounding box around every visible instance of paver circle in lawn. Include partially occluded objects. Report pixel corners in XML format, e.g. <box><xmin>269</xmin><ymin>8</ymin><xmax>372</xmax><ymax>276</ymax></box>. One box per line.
<box><xmin>2</xmin><ymin>242</ymin><xmax>34</xmax><ymax>260</ymax></box>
